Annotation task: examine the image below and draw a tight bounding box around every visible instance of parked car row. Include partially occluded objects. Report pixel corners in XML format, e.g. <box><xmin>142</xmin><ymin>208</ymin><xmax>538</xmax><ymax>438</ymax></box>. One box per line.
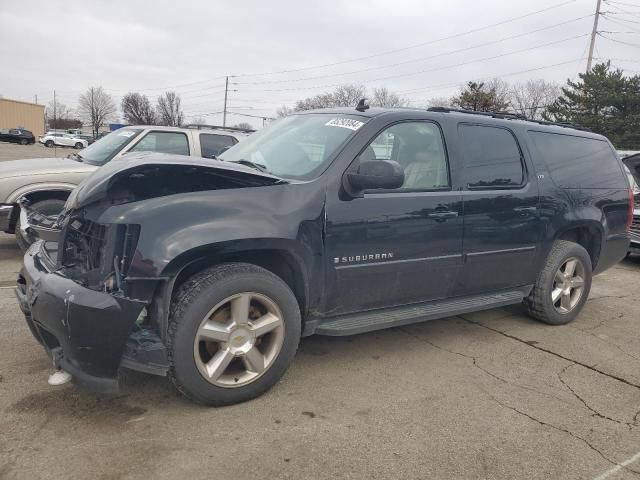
<box><xmin>11</xmin><ymin>105</ymin><xmax>636</xmax><ymax>406</ymax></box>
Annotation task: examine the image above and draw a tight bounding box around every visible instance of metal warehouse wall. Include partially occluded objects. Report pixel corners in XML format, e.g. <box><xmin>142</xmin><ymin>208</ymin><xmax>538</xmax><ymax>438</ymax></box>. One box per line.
<box><xmin>0</xmin><ymin>98</ymin><xmax>45</xmax><ymax>137</ymax></box>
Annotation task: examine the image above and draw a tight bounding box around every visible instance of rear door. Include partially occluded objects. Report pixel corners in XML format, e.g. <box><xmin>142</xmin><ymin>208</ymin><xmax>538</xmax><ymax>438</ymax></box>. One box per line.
<box><xmin>456</xmin><ymin>123</ymin><xmax>541</xmax><ymax>295</ymax></box>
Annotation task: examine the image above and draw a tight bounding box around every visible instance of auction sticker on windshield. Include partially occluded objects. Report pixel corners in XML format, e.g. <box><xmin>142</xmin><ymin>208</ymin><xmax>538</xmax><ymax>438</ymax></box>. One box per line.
<box><xmin>117</xmin><ymin>131</ymin><xmax>136</xmax><ymax>137</ymax></box>
<box><xmin>325</xmin><ymin>118</ymin><xmax>364</xmax><ymax>131</ymax></box>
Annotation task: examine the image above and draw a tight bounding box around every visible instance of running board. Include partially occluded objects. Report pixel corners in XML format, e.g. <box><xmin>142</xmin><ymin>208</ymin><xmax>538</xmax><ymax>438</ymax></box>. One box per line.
<box><xmin>313</xmin><ymin>287</ymin><xmax>531</xmax><ymax>336</ymax></box>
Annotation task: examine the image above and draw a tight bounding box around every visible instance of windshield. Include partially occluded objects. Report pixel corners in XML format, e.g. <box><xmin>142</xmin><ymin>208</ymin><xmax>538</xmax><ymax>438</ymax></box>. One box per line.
<box><xmin>219</xmin><ymin>114</ymin><xmax>367</xmax><ymax>180</ymax></box>
<box><xmin>78</xmin><ymin>128</ymin><xmax>143</xmax><ymax>165</ymax></box>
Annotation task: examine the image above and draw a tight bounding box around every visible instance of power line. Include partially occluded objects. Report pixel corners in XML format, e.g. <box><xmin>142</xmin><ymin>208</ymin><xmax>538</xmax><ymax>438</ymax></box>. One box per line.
<box><xmin>599</xmin><ymin>32</ymin><xmax>640</xmax><ymax>46</ymax></box>
<box><xmin>393</xmin><ymin>57</ymin><xmax>585</xmax><ymax>95</ymax></box>
<box><xmin>231</xmin><ymin>0</ymin><xmax>578</xmax><ymax>78</ymax></box>
<box><xmin>234</xmin><ymin>15</ymin><xmax>593</xmax><ymax>86</ymax></box>
<box><xmin>237</xmin><ymin>34</ymin><xmax>588</xmax><ymax>94</ymax></box>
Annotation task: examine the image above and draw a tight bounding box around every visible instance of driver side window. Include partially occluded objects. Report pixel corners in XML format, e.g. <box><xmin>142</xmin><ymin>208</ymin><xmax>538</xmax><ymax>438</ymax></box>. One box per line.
<box><xmin>356</xmin><ymin>122</ymin><xmax>450</xmax><ymax>190</ymax></box>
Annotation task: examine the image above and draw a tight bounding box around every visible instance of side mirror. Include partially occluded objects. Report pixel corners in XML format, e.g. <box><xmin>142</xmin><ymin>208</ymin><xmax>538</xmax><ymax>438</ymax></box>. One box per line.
<box><xmin>347</xmin><ymin>160</ymin><xmax>404</xmax><ymax>192</ymax></box>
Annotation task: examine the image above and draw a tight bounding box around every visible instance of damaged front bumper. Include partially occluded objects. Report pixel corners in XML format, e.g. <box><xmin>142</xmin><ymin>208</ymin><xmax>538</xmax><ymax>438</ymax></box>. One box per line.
<box><xmin>16</xmin><ymin>241</ymin><xmax>150</xmax><ymax>395</ymax></box>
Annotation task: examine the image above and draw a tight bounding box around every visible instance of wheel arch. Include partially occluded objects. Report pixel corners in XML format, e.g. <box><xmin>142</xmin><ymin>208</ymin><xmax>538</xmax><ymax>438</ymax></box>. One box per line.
<box><xmin>6</xmin><ymin>185</ymin><xmax>73</xmax><ymax>232</ymax></box>
<box><xmin>553</xmin><ymin>221</ymin><xmax>604</xmax><ymax>270</ymax></box>
<box><xmin>152</xmin><ymin>242</ymin><xmax>313</xmax><ymax>340</ymax></box>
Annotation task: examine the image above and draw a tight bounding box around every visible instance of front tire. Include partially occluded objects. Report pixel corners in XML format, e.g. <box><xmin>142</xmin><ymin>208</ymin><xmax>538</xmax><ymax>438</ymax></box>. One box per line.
<box><xmin>15</xmin><ymin>198</ymin><xmax>66</xmax><ymax>252</ymax></box>
<box><xmin>74</xmin><ymin>142</ymin><xmax>83</xmax><ymax>149</ymax></box>
<box><xmin>45</xmin><ymin>140</ymin><xmax>54</xmax><ymax>148</ymax></box>
<box><xmin>19</xmin><ymin>139</ymin><xmax>28</xmax><ymax>145</ymax></box>
<box><xmin>526</xmin><ymin>240</ymin><xmax>592</xmax><ymax>325</ymax></box>
<box><xmin>168</xmin><ymin>263</ymin><xmax>301</xmax><ymax>406</ymax></box>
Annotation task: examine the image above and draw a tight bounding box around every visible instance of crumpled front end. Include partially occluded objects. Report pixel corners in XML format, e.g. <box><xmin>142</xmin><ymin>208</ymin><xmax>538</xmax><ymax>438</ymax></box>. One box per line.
<box><xmin>16</xmin><ymin>241</ymin><xmax>149</xmax><ymax>394</ymax></box>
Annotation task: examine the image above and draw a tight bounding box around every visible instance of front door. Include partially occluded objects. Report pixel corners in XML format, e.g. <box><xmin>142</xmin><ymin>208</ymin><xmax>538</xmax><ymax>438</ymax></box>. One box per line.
<box><xmin>455</xmin><ymin>123</ymin><xmax>541</xmax><ymax>295</ymax></box>
<box><xmin>324</xmin><ymin>120</ymin><xmax>464</xmax><ymax>315</ymax></box>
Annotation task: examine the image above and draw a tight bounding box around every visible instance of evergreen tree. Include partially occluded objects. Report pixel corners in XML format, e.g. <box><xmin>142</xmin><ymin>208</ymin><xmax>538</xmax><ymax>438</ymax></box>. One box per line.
<box><xmin>545</xmin><ymin>62</ymin><xmax>640</xmax><ymax>149</ymax></box>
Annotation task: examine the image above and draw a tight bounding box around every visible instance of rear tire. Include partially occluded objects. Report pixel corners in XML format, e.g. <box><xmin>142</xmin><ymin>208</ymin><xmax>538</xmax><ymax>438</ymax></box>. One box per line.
<box><xmin>15</xmin><ymin>198</ymin><xmax>66</xmax><ymax>252</ymax></box>
<box><xmin>525</xmin><ymin>240</ymin><xmax>592</xmax><ymax>325</ymax></box>
<box><xmin>167</xmin><ymin>263</ymin><xmax>301</xmax><ymax>406</ymax></box>
<box><xmin>45</xmin><ymin>140</ymin><xmax>54</xmax><ymax>148</ymax></box>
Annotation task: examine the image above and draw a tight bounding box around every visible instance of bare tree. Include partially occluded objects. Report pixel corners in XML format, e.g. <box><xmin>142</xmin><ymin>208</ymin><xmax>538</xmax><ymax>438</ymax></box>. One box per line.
<box><xmin>45</xmin><ymin>99</ymin><xmax>80</xmax><ymax>130</ymax></box>
<box><xmin>510</xmin><ymin>79</ymin><xmax>561</xmax><ymax>120</ymax></box>
<box><xmin>426</xmin><ymin>97</ymin><xmax>453</xmax><ymax>109</ymax></box>
<box><xmin>233</xmin><ymin>122</ymin><xmax>253</xmax><ymax>130</ymax></box>
<box><xmin>156</xmin><ymin>91</ymin><xmax>184</xmax><ymax>126</ymax></box>
<box><xmin>189</xmin><ymin>116</ymin><xmax>207</xmax><ymax>125</ymax></box>
<box><xmin>276</xmin><ymin>105</ymin><xmax>293</xmax><ymax>118</ymax></box>
<box><xmin>78</xmin><ymin>86</ymin><xmax>117</xmax><ymax>137</ymax></box>
<box><xmin>331</xmin><ymin>84</ymin><xmax>367</xmax><ymax>107</ymax></box>
<box><xmin>371</xmin><ymin>87</ymin><xmax>409</xmax><ymax>108</ymax></box>
<box><xmin>121</xmin><ymin>92</ymin><xmax>156</xmax><ymax>125</ymax></box>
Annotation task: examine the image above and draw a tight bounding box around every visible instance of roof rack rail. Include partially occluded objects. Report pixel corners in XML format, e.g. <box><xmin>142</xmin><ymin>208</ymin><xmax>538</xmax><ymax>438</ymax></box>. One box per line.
<box><xmin>427</xmin><ymin>107</ymin><xmax>526</xmax><ymax>120</ymax></box>
<box><xmin>426</xmin><ymin>107</ymin><xmax>590</xmax><ymax>132</ymax></box>
<box><xmin>183</xmin><ymin>124</ymin><xmax>256</xmax><ymax>133</ymax></box>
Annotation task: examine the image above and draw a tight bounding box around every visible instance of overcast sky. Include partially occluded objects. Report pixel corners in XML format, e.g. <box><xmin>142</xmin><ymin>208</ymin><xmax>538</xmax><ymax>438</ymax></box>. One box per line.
<box><xmin>1</xmin><ymin>0</ymin><xmax>638</xmax><ymax>128</ymax></box>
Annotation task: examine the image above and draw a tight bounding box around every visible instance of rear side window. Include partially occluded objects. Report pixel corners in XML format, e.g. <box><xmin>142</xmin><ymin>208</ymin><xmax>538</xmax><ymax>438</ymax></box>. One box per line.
<box><xmin>529</xmin><ymin>131</ymin><xmax>625</xmax><ymax>189</ymax></box>
<box><xmin>200</xmin><ymin>133</ymin><xmax>238</xmax><ymax>158</ymax></box>
<box><xmin>459</xmin><ymin>124</ymin><xmax>524</xmax><ymax>189</ymax></box>
<box><xmin>130</xmin><ymin>131</ymin><xmax>190</xmax><ymax>156</ymax></box>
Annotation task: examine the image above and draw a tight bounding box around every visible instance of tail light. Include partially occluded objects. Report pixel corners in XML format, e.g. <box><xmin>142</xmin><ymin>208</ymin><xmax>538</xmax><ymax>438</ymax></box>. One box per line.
<box><xmin>626</xmin><ymin>188</ymin><xmax>634</xmax><ymax>234</ymax></box>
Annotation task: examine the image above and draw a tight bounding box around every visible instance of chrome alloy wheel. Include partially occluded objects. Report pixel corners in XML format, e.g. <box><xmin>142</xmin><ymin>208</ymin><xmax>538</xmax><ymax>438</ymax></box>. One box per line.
<box><xmin>551</xmin><ymin>257</ymin><xmax>586</xmax><ymax>314</ymax></box>
<box><xmin>193</xmin><ymin>292</ymin><xmax>285</xmax><ymax>388</ymax></box>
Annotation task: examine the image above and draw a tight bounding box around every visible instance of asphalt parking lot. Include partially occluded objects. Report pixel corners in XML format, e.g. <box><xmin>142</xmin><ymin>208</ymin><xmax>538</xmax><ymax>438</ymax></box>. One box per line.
<box><xmin>0</xmin><ymin>141</ymin><xmax>76</xmax><ymax>162</ymax></box>
<box><xmin>1</xmin><ymin>145</ymin><xmax>640</xmax><ymax>480</ymax></box>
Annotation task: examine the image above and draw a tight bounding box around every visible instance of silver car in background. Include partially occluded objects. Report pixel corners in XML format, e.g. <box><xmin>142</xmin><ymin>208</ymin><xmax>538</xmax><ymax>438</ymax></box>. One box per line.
<box><xmin>0</xmin><ymin>125</ymin><xmax>252</xmax><ymax>250</ymax></box>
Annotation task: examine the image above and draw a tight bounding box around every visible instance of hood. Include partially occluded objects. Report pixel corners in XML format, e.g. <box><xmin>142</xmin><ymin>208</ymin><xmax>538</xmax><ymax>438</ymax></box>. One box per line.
<box><xmin>0</xmin><ymin>156</ymin><xmax>95</xmax><ymax>179</ymax></box>
<box><xmin>67</xmin><ymin>152</ymin><xmax>287</xmax><ymax>210</ymax></box>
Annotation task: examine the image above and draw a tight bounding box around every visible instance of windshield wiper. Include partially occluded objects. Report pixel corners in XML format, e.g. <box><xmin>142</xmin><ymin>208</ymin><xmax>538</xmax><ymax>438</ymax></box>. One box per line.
<box><xmin>228</xmin><ymin>159</ymin><xmax>270</xmax><ymax>173</ymax></box>
<box><xmin>67</xmin><ymin>152</ymin><xmax>83</xmax><ymax>162</ymax></box>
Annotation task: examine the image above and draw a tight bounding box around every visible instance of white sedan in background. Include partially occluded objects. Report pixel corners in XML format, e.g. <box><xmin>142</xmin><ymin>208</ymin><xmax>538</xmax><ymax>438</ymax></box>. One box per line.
<box><xmin>39</xmin><ymin>132</ymin><xmax>89</xmax><ymax>149</ymax></box>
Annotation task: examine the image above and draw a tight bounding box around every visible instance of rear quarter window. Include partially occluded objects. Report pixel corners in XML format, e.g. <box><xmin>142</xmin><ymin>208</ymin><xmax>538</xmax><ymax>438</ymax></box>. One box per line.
<box><xmin>529</xmin><ymin>131</ymin><xmax>625</xmax><ymax>189</ymax></box>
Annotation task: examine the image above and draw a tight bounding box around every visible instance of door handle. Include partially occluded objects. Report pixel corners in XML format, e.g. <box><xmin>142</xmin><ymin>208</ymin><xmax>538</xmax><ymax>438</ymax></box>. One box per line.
<box><xmin>513</xmin><ymin>206</ymin><xmax>537</xmax><ymax>216</ymax></box>
<box><xmin>428</xmin><ymin>210</ymin><xmax>459</xmax><ymax>221</ymax></box>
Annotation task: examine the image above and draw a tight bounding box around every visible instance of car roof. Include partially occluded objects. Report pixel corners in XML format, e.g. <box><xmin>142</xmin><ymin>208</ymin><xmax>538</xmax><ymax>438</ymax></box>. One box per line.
<box><xmin>295</xmin><ymin>106</ymin><xmax>605</xmax><ymax>139</ymax></box>
<box><xmin>119</xmin><ymin>125</ymin><xmax>249</xmax><ymax>138</ymax></box>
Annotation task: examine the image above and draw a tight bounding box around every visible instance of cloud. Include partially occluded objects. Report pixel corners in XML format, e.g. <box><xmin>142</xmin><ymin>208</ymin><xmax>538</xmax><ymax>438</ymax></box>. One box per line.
<box><xmin>0</xmin><ymin>0</ymin><xmax>635</xmax><ymax>128</ymax></box>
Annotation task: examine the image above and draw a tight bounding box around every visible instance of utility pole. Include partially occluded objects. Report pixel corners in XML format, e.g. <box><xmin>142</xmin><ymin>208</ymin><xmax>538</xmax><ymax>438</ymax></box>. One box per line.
<box><xmin>223</xmin><ymin>76</ymin><xmax>229</xmax><ymax>127</ymax></box>
<box><xmin>53</xmin><ymin>90</ymin><xmax>57</xmax><ymax>158</ymax></box>
<box><xmin>586</xmin><ymin>0</ymin><xmax>602</xmax><ymax>73</ymax></box>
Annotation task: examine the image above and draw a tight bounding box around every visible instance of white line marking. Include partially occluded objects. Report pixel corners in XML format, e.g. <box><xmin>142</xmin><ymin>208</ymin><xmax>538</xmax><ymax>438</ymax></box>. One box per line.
<box><xmin>593</xmin><ymin>451</ymin><xmax>640</xmax><ymax>480</ymax></box>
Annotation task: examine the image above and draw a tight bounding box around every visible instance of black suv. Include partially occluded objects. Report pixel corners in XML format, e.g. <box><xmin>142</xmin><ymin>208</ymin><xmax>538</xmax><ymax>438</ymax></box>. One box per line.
<box><xmin>16</xmin><ymin>106</ymin><xmax>633</xmax><ymax>405</ymax></box>
<box><xmin>0</xmin><ymin>128</ymin><xmax>35</xmax><ymax>145</ymax></box>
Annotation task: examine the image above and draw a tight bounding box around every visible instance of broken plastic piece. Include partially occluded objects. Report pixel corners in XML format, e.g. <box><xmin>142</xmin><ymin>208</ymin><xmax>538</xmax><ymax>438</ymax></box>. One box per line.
<box><xmin>48</xmin><ymin>369</ymin><xmax>72</xmax><ymax>386</ymax></box>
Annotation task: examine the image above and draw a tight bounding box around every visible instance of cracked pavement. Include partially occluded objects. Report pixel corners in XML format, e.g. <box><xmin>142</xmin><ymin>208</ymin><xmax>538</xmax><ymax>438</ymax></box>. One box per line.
<box><xmin>1</xmin><ymin>230</ymin><xmax>639</xmax><ymax>480</ymax></box>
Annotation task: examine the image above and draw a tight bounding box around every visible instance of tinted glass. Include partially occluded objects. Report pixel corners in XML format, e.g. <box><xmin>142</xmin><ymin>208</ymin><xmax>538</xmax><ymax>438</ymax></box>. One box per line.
<box><xmin>530</xmin><ymin>131</ymin><xmax>626</xmax><ymax>189</ymax></box>
<box><xmin>356</xmin><ymin>122</ymin><xmax>449</xmax><ymax>190</ymax></box>
<box><xmin>200</xmin><ymin>133</ymin><xmax>237</xmax><ymax>158</ymax></box>
<box><xmin>129</xmin><ymin>131</ymin><xmax>190</xmax><ymax>156</ymax></box>
<box><xmin>221</xmin><ymin>114</ymin><xmax>367</xmax><ymax>180</ymax></box>
<box><xmin>459</xmin><ymin>124</ymin><xmax>524</xmax><ymax>188</ymax></box>
<box><xmin>78</xmin><ymin>128</ymin><xmax>143</xmax><ymax>165</ymax></box>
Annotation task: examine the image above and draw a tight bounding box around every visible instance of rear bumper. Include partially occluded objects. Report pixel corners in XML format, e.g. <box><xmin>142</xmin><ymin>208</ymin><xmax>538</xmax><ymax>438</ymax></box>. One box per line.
<box><xmin>0</xmin><ymin>203</ymin><xmax>15</xmax><ymax>232</ymax></box>
<box><xmin>16</xmin><ymin>241</ymin><xmax>146</xmax><ymax>395</ymax></box>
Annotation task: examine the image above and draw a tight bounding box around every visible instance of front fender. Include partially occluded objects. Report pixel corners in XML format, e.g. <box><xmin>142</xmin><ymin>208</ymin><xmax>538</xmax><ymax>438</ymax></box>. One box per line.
<box><xmin>96</xmin><ymin>184</ymin><xmax>326</xmax><ymax>278</ymax></box>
